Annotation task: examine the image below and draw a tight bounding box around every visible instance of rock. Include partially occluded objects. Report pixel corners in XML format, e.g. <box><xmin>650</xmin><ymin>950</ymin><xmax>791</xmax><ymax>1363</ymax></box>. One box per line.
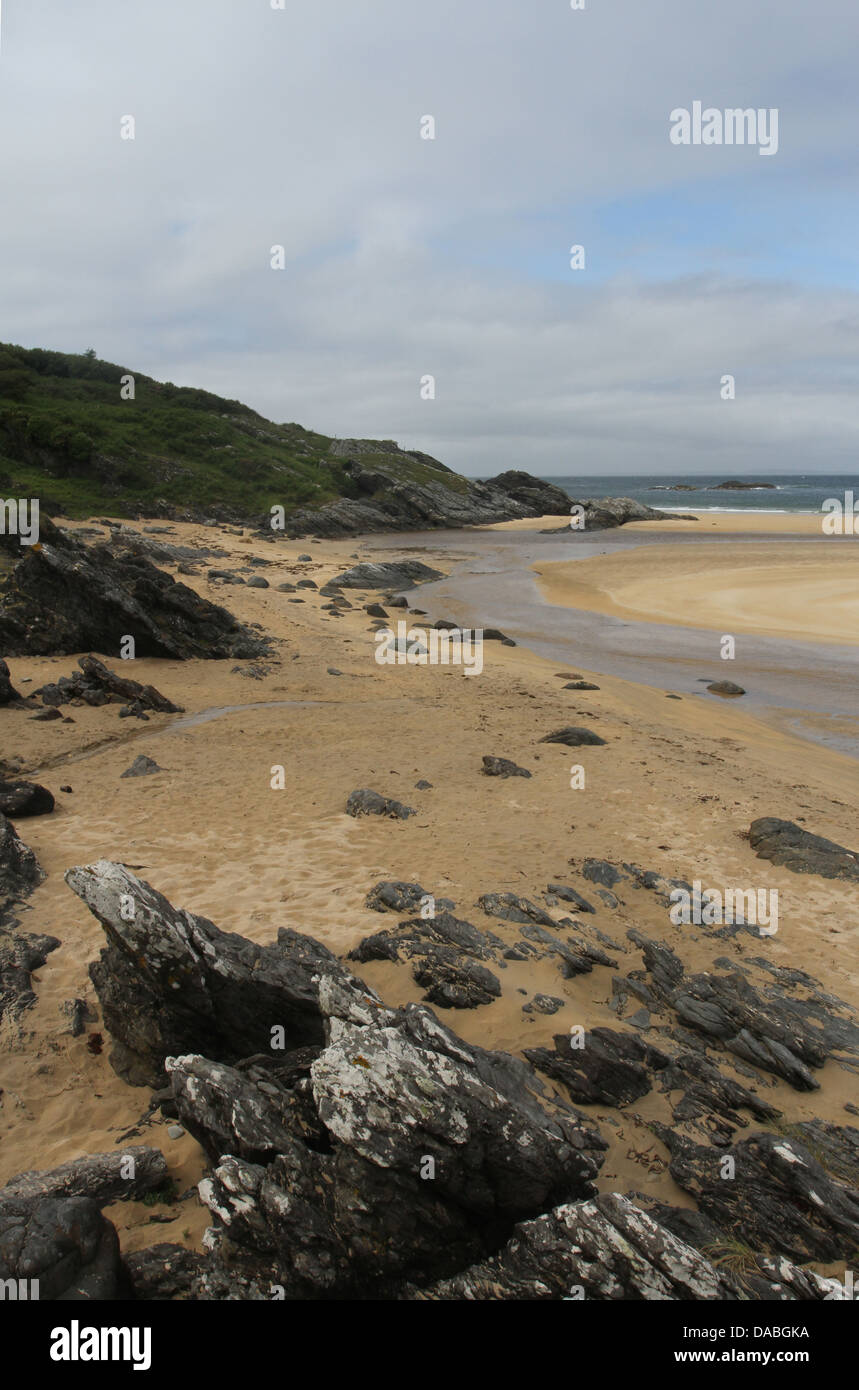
<box><xmin>540</xmin><ymin>727</ymin><xmax>607</xmax><ymax>747</ymax></box>
<box><xmin>525</xmin><ymin>1028</ymin><xmax>670</xmax><ymax>1107</ymax></box>
<box><xmin>0</xmin><ymin>1194</ymin><xmax>130</xmax><ymax>1300</ymax></box>
<box><xmin>749</xmin><ymin>818</ymin><xmax>859</xmax><ymax>883</ymax></box>
<box><xmin>124</xmin><ymin>1243</ymin><xmax>213</xmax><ymax>1300</ymax></box>
<box><xmin>179</xmin><ymin>1005</ymin><xmax>603</xmax><ymax>1295</ymax></box>
<box><xmin>522</xmin><ymin>995</ymin><xmax>565</xmax><ymax>1016</ymax></box>
<box><xmin>331</xmin><ymin>561</ymin><xmax>444</xmax><ymax>590</ymax></box>
<box><xmin>30</xmin><ymin>707</ymin><xmax>63</xmax><ymax>721</ymax></box>
<box><xmin>563</xmin><ymin>681</ymin><xmax>600</xmax><ymax>691</ymax></box>
<box><xmin>546</xmin><ymin>883</ymin><xmax>595</xmax><ymax>914</ymax></box>
<box><xmin>327</xmin><ymin>667</ymin><xmax>343</xmax><ymax>676</ymax></box>
<box><xmin>540</xmin><ymin>497</ymin><xmax>697</xmax><ymax>532</ymax></box>
<box><xmin>120</xmin><ymin>755</ymin><xmax>163</xmax><ymax>779</ymax></box>
<box><xmin>246</xmin><ymin>576</ymin><xmax>269</xmax><ymax>589</ymax></box>
<box><xmin>409</xmin><ymin>1193</ymin><xmax>751</xmax><ymax>1300</ymax></box>
<box><xmin>654</xmin><ymin>1127</ymin><xmax>859</xmax><ymax>1264</ymax></box>
<box><xmin>0</xmin><ymin>517</ymin><xmax>271</xmax><ymax>659</ymax></box>
<box><xmin>297</xmin><ymin>554</ymin><xmax>312</xmax><ymax>562</ymax></box>
<box><xmin>707</xmin><ymin>681</ymin><xmax>746</xmax><ymax>697</ymax></box>
<box><xmin>481</xmin><ymin>755</ymin><xmax>531</xmax><ymax>778</ymax></box>
<box><xmin>0</xmin><ymin>813</ymin><xmax>44</xmax><ymax>926</ymax></box>
<box><xmin>1</xmin><ymin>1146</ymin><xmax>169</xmax><ymax>1205</ymax></box>
<box><xmin>624</xmin><ymin>927</ymin><xmax>859</xmax><ymax>1090</ymax></box>
<box><xmin>415</xmin><ymin>779</ymin><xmax>433</xmax><ymax>790</ymax></box>
<box><xmin>33</xmin><ymin>655</ymin><xmax>183</xmax><ymax>713</ymax></box>
<box><xmin>0</xmin><ymin>926</ymin><xmax>61</xmax><ymax>1022</ymax></box>
<box><xmin>364</xmin><ymin>881</ymin><xmax>454</xmax><ymax>915</ymax></box>
<box><xmin>66</xmin><ymin>859</ymin><xmax>382</xmax><ymax>1086</ymax></box>
<box><xmin>351</xmin><ymin>910</ymin><xmax>504</xmax><ymax>1010</ymax></box>
<box><xmin>167</xmin><ymin>1125</ymin><xmax>185</xmax><ymax>1140</ymax></box>
<box><xmin>0</xmin><ymin>659</ymin><xmax>21</xmax><ymax>705</ymax></box>
<box><xmin>0</xmin><ymin>781</ymin><xmax>55</xmax><ymax>817</ymax></box>
<box><xmin>365</xmin><ymin>603</ymin><xmax>388</xmax><ymax>618</ymax></box>
<box><xmin>296</xmin><ymin>579</ymin><xmax>317</xmax><ymax>589</ymax></box>
<box><xmin>60</xmin><ymin>997</ymin><xmax>96</xmax><ymax>1036</ymax></box>
<box><xmin>276</xmin><ymin>582</ymin><xmax>296</xmax><ymax>592</ymax></box>
<box><xmin>346</xmin><ymin>789</ymin><xmax>416</xmax><ymax>819</ymax></box>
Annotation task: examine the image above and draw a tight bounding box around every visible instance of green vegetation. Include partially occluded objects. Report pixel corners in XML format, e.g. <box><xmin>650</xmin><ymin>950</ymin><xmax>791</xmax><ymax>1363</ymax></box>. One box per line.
<box><xmin>0</xmin><ymin>343</ymin><xmax>456</xmax><ymax>520</ymax></box>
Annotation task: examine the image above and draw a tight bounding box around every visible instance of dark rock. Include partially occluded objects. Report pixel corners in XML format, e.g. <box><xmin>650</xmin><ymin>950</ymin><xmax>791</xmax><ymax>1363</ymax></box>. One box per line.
<box><xmin>296</xmin><ymin>579</ymin><xmax>317</xmax><ymax>589</ymax></box>
<box><xmin>125</xmin><ymin>1243</ymin><xmax>212</xmax><ymax>1300</ymax></box>
<box><xmin>246</xmin><ymin>576</ymin><xmax>270</xmax><ymax>589</ymax></box>
<box><xmin>525</xmin><ymin>1028</ymin><xmax>670</xmax><ymax>1107</ymax></box>
<box><xmin>346</xmin><ymin>789</ymin><xmax>415</xmax><ymax>819</ymax></box>
<box><xmin>749</xmin><ymin>817</ymin><xmax>859</xmax><ymax>883</ymax></box>
<box><xmin>0</xmin><ymin>927</ymin><xmax>60</xmax><ymax>1022</ymax></box>
<box><xmin>0</xmin><ymin>813</ymin><xmax>44</xmax><ymax>925</ymax></box>
<box><xmin>0</xmin><ymin>781</ymin><xmax>55</xmax><ymax>818</ymax></box>
<box><xmin>32</xmin><ymin>656</ymin><xmax>182</xmax><ymax>714</ymax></box>
<box><xmin>120</xmin><ymin>755</ymin><xmax>163</xmax><ymax>779</ymax></box>
<box><xmin>546</xmin><ymin>883</ymin><xmax>595</xmax><ymax>914</ymax></box>
<box><xmin>30</xmin><ymin>707</ymin><xmax>63</xmax><ymax>721</ymax></box>
<box><xmin>0</xmin><ymin>1193</ymin><xmax>130</xmax><ymax>1300</ymax></box>
<box><xmin>415</xmin><ymin>779</ymin><xmax>433</xmax><ymax>790</ymax></box>
<box><xmin>0</xmin><ymin>659</ymin><xmax>21</xmax><ymax>705</ymax></box>
<box><xmin>481</xmin><ymin>755</ymin><xmax>531</xmax><ymax>779</ymax></box>
<box><xmin>2</xmin><ymin>1146</ymin><xmax>169</xmax><ymax>1205</ymax></box>
<box><xmin>523</xmin><ymin>995</ymin><xmax>565</xmax><ymax>1016</ymax></box>
<box><xmin>655</xmin><ymin>1127</ymin><xmax>859</xmax><ymax>1264</ymax></box>
<box><xmin>0</xmin><ymin>516</ymin><xmax>270</xmax><ymax>659</ymax></box>
<box><xmin>410</xmin><ymin>1193</ymin><xmax>752</xmax><ymax>1300</ymax></box>
<box><xmin>332</xmin><ymin>561</ymin><xmax>444</xmax><ymax>590</ymax></box>
<box><xmin>365</xmin><ymin>603</ymin><xmax>388</xmax><ymax>618</ymax></box>
<box><xmin>66</xmin><ymin>859</ymin><xmax>383</xmax><ymax>1087</ymax></box>
<box><xmin>540</xmin><ymin>727</ymin><xmax>607</xmax><ymax>747</ymax></box>
<box><xmin>707</xmin><ymin>681</ymin><xmax>746</xmax><ymax>697</ymax></box>
<box><xmin>364</xmin><ymin>881</ymin><xmax>454</xmax><ymax>915</ymax></box>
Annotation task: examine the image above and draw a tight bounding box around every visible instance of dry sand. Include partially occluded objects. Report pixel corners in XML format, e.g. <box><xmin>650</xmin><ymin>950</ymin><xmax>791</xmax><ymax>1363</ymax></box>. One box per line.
<box><xmin>2</xmin><ymin>518</ymin><xmax>857</xmax><ymax>1268</ymax></box>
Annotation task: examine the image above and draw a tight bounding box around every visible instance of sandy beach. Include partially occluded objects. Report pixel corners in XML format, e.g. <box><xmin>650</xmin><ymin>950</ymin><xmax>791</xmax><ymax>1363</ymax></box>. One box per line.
<box><xmin>1</xmin><ymin>514</ymin><xmax>857</xmax><ymax>1275</ymax></box>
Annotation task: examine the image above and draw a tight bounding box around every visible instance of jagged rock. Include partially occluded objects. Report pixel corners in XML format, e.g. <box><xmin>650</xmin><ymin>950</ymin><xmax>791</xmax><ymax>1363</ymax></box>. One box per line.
<box><xmin>477</xmin><ymin>892</ymin><xmax>558</xmax><ymax>929</ymax></box>
<box><xmin>351</xmin><ymin>910</ymin><xmax>504</xmax><ymax>1009</ymax></box>
<box><xmin>625</xmin><ymin>927</ymin><xmax>859</xmax><ymax>1089</ymax></box>
<box><xmin>182</xmin><ymin>1005</ymin><xmax>604</xmax><ymax>1296</ymax></box>
<box><xmin>0</xmin><ymin>780</ymin><xmax>55</xmax><ymax>818</ymax></box>
<box><xmin>331</xmin><ymin>561</ymin><xmax>444</xmax><ymax>590</ymax></box>
<box><xmin>125</xmin><ymin>1243</ymin><xmax>213</xmax><ymax>1300</ymax></box>
<box><xmin>546</xmin><ymin>883</ymin><xmax>595</xmax><ymax>914</ymax></box>
<box><xmin>346</xmin><ymin>789</ymin><xmax>415</xmax><ymax>819</ymax></box>
<box><xmin>1</xmin><ymin>1146</ymin><xmax>169</xmax><ymax>1205</ymax></box>
<box><xmin>120</xmin><ymin>755</ymin><xmax>163</xmax><ymax>779</ymax></box>
<box><xmin>654</xmin><ymin>1128</ymin><xmax>859</xmax><ymax>1263</ymax></box>
<box><xmin>34</xmin><ymin>655</ymin><xmax>183</xmax><ymax>713</ymax></box>
<box><xmin>481</xmin><ymin>755</ymin><xmax>531</xmax><ymax>778</ymax></box>
<box><xmin>523</xmin><ymin>995</ymin><xmax>565</xmax><ymax>1016</ymax></box>
<box><xmin>525</xmin><ymin>1028</ymin><xmax>670</xmax><ymax>1107</ymax></box>
<box><xmin>0</xmin><ymin>1193</ymin><xmax>130</xmax><ymax>1300</ymax></box>
<box><xmin>0</xmin><ymin>516</ymin><xmax>271</xmax><ymax>659</ymax></box>
<box><xmin>0</xmin><ymin>813</ymin><xmax>44</xmax><ymax>926</ymax></box>
<box><xmin>749</xmin><ymin>818</ymin><xmax>859</xmax><ymax>883</ymax></box>
<box><xmin>66</xmin><ymin>860</ymin><xmax>384</xmax><ymax>1087</ymax></box>
<box><xmin>408</xmin><ymin>1193</ymin><xmax>748</xmax><ymax>1300</ymax></box>
<box><xmin>540</xmin><ymin>497</ymin><xmax>697</xmax><ymax>533</ymax></box>
<box><xmin>0</xmin><ymin>927</ymin><xmax>60</xmax><ymax>1022</ymax></box>
<box><xmin>364</xmin><ymin>881</ymin><xmax>453</xmax><ymax>915</ymax></box>
<box><xmin>540</xmin><ymin>727</ymin><xmax>607</xmax><ymax>747</ymax></box>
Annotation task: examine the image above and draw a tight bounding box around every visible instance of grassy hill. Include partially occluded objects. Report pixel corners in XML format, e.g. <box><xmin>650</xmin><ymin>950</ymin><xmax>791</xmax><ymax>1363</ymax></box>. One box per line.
<box><xmin>0</xmin><ymin>343</ymin><xmax>461</xmax><ymax>520</ymax></box>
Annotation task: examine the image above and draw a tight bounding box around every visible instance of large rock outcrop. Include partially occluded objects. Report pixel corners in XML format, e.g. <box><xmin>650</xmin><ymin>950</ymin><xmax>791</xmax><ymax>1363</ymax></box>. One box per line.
<box><xmin>0</xmin><ymin>517</ymin><xmax>270</xmax><ymax>658</ymax></box>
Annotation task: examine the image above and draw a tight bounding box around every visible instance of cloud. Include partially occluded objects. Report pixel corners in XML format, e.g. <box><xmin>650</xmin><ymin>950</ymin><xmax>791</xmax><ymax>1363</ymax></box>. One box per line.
<box><xmin>1</xmin><ymin>0</ymin><xmax>857</xmax><ymax>475</ymax></box>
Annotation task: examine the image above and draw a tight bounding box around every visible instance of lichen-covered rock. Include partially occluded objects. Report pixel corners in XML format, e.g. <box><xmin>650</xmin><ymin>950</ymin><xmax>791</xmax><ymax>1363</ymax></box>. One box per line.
<box><xmin>66</xmin><ymin>860</ymin><xmax>383</xmax><ymax>1086</ymax></box>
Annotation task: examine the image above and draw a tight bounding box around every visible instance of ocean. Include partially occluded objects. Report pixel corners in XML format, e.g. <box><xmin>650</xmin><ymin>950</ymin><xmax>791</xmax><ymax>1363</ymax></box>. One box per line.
<box><xmin>537</xmin><ymin>473</ymin><xmax>858</xmax><ymax>514</ymax></box>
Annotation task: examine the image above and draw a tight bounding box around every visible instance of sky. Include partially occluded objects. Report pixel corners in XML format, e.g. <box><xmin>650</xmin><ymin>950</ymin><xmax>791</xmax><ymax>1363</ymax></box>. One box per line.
<box><xmin>1</xmin><ymin>0</ymin><xmax>858</xmax><ymax>478</ymax></box>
